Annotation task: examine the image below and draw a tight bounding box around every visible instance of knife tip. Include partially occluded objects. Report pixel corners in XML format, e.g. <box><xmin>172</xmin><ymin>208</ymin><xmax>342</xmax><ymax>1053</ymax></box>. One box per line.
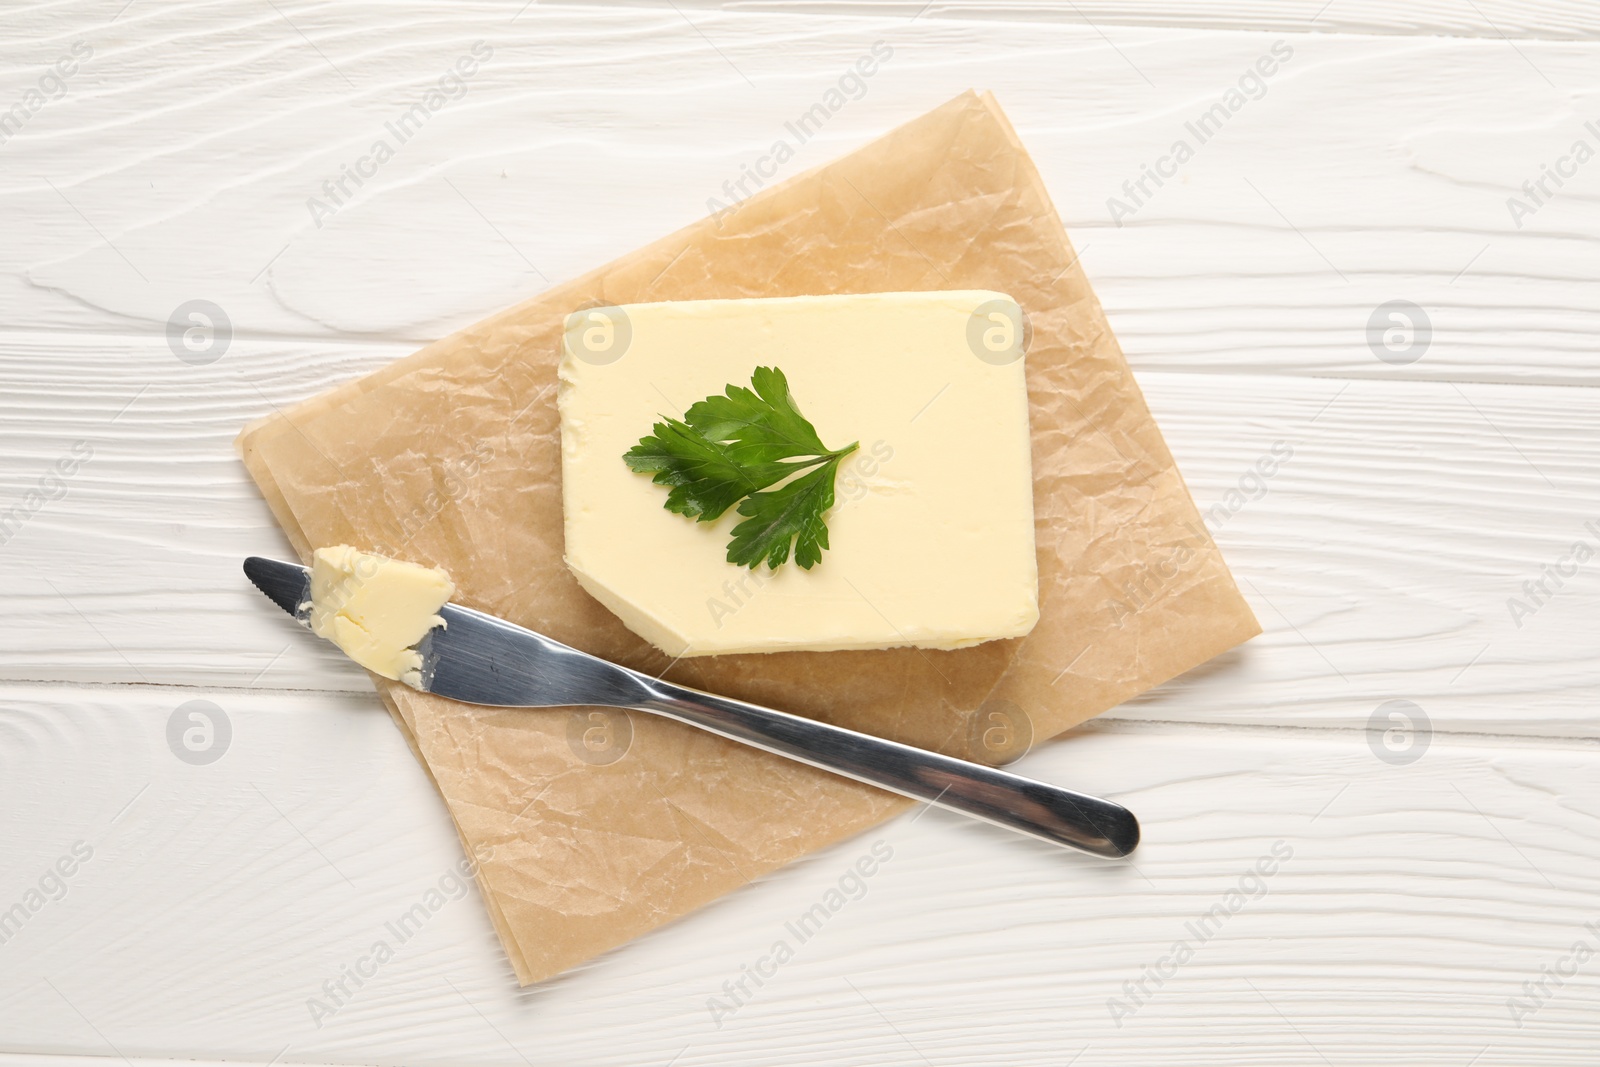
<box><xmin>243</xmin><ymin>555</ymin><xmax>311</xmax><ymax>619</ymax></box>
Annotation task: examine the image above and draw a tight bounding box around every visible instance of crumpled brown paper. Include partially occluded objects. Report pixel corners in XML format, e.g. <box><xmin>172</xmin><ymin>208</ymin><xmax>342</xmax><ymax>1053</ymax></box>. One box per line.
<box><xmin>237</xmin><ymin>91</ymin><xmax>1259</xmax><ymax>984</ymax></box>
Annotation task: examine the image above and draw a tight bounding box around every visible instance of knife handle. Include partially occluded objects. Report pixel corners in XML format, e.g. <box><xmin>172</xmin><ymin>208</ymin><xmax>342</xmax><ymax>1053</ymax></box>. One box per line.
<box><xmin>632</xmin><ymin>680</ymin><xmax>1139</xmax><ymax>858</ymax></box>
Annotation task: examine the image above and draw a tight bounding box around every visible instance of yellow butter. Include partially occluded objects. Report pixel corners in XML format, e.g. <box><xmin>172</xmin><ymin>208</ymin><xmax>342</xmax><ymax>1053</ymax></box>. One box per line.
<box><xmin>558</xmin><ymin>291</ymin><xmax>1040</xmax><ymax>657</ymax></box>
<box><xmin>307</xmin><ymin>545</ymin><xmax>455</xmax><ymax>685</ymax></box>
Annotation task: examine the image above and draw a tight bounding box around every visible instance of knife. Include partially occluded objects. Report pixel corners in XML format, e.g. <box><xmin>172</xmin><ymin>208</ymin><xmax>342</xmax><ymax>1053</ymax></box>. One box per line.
<box><xmin>244</xmin><ymin>557</ymin><xmax>1139</xmax><ymax>858</ymax></box>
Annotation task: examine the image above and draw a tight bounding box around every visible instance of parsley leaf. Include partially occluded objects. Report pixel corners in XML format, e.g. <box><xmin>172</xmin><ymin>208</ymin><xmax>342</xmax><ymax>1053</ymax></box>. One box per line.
<box><xmin>623</xmin><ymin>367</ymin><xmax>857</xmax><ymax>570</ymax></box>
<box><xmin>683</xmin><ymin>365</ymin><xmax>833</xmax><ymax>464</ymax></box>
<box><xmin>623</xmin><ymin>418</ymin><xmax>805</xmax><ymax>521</ymax></box>
<box><xmin>726</xmin><ymin>456</ymin><xmax>846</xmax><ymax>570</ymax></box>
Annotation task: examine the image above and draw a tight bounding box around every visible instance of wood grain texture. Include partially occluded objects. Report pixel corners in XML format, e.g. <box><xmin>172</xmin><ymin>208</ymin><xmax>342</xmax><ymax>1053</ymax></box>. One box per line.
<box><xmin>1</xmin><ymin>5</ymin><xmax>1596</xmax><ymax>383</ymax></box>
<box><xmin>3</xmin><ymin>1</ymin><xmax>1598</xmax><ymax>1064</ymax></box>
<box><xmin>2</xmin><ymin>688</ymin><xmax>1597</xmax><ymax>1066</ymax></box>
<box><xmin>679</xmin><ymin>0</ymin><xmax>1600</xmax><ymax>39</ymax></box>
<box><xmin>2</xmin><ymin>336</ymin><xmax>1594</xmax><ymax>738</ymax></box>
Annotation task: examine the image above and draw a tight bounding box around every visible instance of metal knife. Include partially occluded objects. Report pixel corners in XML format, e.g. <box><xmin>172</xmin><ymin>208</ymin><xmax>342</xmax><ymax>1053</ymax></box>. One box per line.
<box><xmin>245</xmin><ymin>557</ymin><xmax>1139</xmax><ymax>858</ymax></box>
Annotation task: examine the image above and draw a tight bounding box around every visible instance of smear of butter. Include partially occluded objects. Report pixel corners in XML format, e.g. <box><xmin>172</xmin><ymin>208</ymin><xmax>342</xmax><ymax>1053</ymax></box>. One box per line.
<box><xmin>306</xmin><ymin>545</ymin><xmax>455</xmax><ymax>686</ymax></box>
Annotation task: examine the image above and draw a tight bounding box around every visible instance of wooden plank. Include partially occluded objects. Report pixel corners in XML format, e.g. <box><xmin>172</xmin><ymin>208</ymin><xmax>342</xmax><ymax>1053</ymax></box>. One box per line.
<box><xmin>1131</xmin><ymin>371</ymin><xmax>1600</xmax><ymax>738</ymax></box>
<box><xmin>0</xmin><ymin>7</ymin><xmax>1595</xmax><ymax>383</ymax></box>
<box><xmin>1</xmin><ymin>686</ymin><xmax>1595</xmax><ymax>1065</ymax></box>
<box><xmin>4</xmin><ymin>335</ymin><xmax>1594</xmax><ymax>737</ymax></box>
<box><xmin>701</xmin><ymin>0</ymin><xmax>1600</xmax><ymax>39</ymax></box>
<box><xmin>0</xmin><ymin>335</ymin><xmax>398</xmax><ymax>693</ymax></box>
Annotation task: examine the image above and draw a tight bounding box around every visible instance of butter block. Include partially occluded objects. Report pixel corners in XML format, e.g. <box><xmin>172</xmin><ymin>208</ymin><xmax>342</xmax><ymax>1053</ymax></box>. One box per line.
<box><xmin>558</xmin><ymin>291</ymin><xmax>1039</xmax><ymax>657</ymax></box>
<box><xmin>307</xmin><ymin>545</ymin><xmax>455</xmax><ymax>684</ymax></box>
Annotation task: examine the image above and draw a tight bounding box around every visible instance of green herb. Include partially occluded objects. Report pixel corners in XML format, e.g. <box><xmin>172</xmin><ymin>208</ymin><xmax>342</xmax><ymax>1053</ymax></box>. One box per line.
<box><xmin>624</xmin><ymin>367</ymin><xmax>857</xmax><ymax>570</ymax></box>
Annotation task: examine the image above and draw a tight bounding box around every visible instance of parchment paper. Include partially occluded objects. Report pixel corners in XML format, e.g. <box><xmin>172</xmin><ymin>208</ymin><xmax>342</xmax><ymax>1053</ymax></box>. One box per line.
<box><xmin>237</xmin><ymin>91</ymin><xmax>1260</xmax><ymax>984</ymax></box>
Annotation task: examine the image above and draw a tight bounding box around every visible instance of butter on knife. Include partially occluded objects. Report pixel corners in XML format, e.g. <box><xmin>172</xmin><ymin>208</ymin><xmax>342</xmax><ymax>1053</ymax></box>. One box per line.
<box><xmin>303</xmin><ymin>545</ymin><xmax>455</xmax><ymax>684</ymax></box>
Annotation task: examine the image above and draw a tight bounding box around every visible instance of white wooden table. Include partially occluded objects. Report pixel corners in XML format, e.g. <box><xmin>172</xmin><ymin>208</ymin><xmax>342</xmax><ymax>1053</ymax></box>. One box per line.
<box><xmin>3</xmin><ymin>2</ymin><xmax>1597</xmax><ymax>1064</ymax></box>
